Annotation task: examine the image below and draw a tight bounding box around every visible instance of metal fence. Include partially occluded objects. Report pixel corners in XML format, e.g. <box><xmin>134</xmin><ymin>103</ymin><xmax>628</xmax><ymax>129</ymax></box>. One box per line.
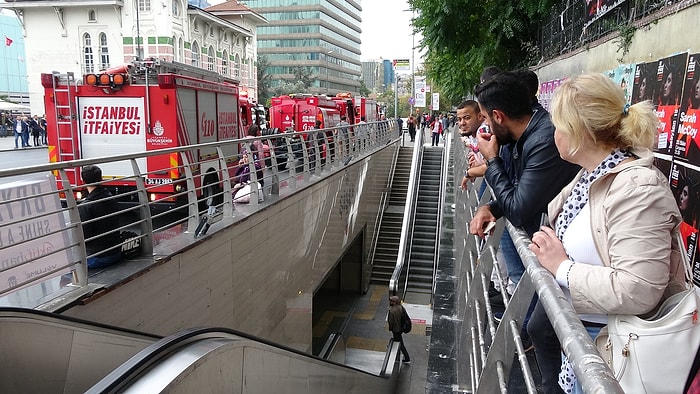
<box><xmin>0</xmin><ymin>120</ymin><xmax>397</xmax><ymax>309</ymax></box>
<box><xmin>451</xmin><ymin>133</ymin><xmax>623</xmax><ymax>392</ymax></box>
<box><xmin>538</xmin><ymin>0</ymin><xmax>695</xmax><ymax>63</ymax></box>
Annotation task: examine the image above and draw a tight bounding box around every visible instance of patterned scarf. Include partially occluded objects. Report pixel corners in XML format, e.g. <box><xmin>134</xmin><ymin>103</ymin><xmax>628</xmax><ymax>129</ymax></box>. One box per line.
<box><xmin>555</xmin><ymin>148</ymin><xmax>633</xmax><ymax>240</ymax></box>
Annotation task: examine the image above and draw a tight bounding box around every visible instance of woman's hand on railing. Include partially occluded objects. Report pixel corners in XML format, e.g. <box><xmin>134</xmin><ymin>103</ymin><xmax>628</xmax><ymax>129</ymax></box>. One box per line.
<box><xmin>529</xmin><ymin>225</ymin><xmax>569</xmax><ymax>275</ymax></box>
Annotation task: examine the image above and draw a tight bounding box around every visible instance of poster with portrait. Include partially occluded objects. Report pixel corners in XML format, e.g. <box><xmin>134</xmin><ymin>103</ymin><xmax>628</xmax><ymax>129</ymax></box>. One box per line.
<box><xmin>606</xmin><ymin>64</ymin><xmax>635</xmax><ymax>104</ymax></box>
<box><xmin>653</xmin><ymin>53</ymin><xmax>688</xmax><ymax>155</ymax></box>
<box><xmin>674</xmin><ymin>54</ymin><xmax>700</xmax><ymax>165</ymax></box>
<box><xmin>669</xmin><ymin>161</ymin><xmax>700</xmax><ymax>285</ymax></box>
<box><xmin>584</xmin><ymin>0</ymin><xmax>626</xmax><ymax>30</ymax></box>
<box><xmin>631</xmin><ymin>61</ymin><xmax>656</xmax><ymax>105</ymax></box>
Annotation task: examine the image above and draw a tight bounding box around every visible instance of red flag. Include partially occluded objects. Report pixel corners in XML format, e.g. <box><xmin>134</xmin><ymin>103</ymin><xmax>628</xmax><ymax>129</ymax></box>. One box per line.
<box><xmin>5</xmin><ymin>36</ymin><xmax>12</xmax><ymax>46</ymax></box>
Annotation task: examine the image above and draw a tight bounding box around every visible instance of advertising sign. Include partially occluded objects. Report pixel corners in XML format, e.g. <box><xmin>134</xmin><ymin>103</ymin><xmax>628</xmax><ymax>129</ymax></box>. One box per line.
<box><xmin>393</xmin><ymin>59</ymin><xmax>410</xmax><ymax>72</ymax></box>
<box><xmin>0</xmin><ymin>174</ymin><xmax>72</xmax><ymax>294</ymax></box>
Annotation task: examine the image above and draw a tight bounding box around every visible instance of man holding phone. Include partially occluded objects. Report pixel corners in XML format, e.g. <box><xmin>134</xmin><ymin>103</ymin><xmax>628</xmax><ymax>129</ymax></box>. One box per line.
<box><xmin>469</xmin><ymin>71</ymin><xmax>578</xmax><ymax>238</ymax></box>
<box><xmin>468</xmin><ymin>71</ymin><xmax>579</xmax><ymax>394</ymax></box>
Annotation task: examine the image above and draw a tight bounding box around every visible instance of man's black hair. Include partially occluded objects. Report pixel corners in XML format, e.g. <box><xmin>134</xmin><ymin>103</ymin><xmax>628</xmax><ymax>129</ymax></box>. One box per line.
<box><xmin>81</xmin><ymin>165</ymin><xmax>102</xmax><ymax>184</ymax></box>
<box><xmin>457</xmin><ymin>99</ymin><xmax>480</xmax><ymax>113</ymax></box>
<box><xmin>480</xmin><ymin>66</ymin><xmax>502</xmax><ymax>83</ymax></box>
<box><xmin>513</xmin><ymin>68</ymin><xmax>540</xmax><ymax>104</ymax></box>
<box><xmin>475</xmin><ymin>72</ymin><xmax>532</xmax><ymax>120</ymax></box>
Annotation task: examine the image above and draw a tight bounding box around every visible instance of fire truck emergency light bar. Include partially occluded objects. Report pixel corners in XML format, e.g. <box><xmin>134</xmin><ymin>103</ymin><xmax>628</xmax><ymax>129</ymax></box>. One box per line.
<box><xmin>84</xmin><ymin>72</ymin><xmax>127</xmax><ymax>89</ymax></box>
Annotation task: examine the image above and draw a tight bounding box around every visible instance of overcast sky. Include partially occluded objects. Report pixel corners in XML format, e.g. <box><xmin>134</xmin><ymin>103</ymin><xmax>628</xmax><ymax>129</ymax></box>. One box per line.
<box><xmin>359</xmin><ymin>0</ymin><xmax>420</xmax><ymax>62</ymax></box>
<box><xmin>210</xmin><ymin>0</ymin><xmax>421</xmax><ymax>64</ymax></box>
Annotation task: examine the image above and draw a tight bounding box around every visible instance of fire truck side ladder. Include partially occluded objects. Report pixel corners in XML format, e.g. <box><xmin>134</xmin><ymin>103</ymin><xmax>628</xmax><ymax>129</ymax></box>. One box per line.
<box><xmin>51</xmin><ymin>71</ymin><xmax>80</xmax><ymax>185</ymax></box>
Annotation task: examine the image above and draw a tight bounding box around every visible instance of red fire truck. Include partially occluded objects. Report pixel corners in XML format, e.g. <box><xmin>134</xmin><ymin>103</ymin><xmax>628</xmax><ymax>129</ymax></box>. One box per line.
<box><xmin>41</xmin><ymin>59</ymin><xmax>245</xmax><ymax>209</ymax></box>
<box><xmin>332</xmin><ymin>92</ymin><xmax>379</xmax><ymax>124</ymax></box>
<box><xmin>268</xmin><ymin>94</ymin><xmax>341</xmax><ymax>162</ymax></box>
<box><xmin>269</xmin><ymin>94</ymin><xmax>340</xmax><ymax>132</ymax></box>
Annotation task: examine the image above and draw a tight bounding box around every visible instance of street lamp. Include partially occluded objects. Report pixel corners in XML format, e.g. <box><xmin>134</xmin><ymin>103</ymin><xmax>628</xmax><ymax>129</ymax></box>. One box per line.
<box><xmin>394</xmin><ymin>74</ymin><xmax>399</xmax><ymax>119</ymax></box>
<box><xmin>411</xmin><ymin>9</ymin><xmax>415</xmax><ymax>118</ymax></box>
<box><xmin>326</xmin><ymin>50</ymin><xmax>333</xmax><ymax>94</ymax></box>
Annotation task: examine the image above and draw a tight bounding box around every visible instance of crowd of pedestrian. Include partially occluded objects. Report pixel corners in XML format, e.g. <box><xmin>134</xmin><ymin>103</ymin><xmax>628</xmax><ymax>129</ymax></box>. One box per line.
<box><xmin>1</xmin><ymin>111</ymin><xmax>48</xmax><ymax>149</ymax></box>
<box><xmin>452</xmin><ymin>65</ymin><xmax>699</xmax><ymax>393</ymax></box>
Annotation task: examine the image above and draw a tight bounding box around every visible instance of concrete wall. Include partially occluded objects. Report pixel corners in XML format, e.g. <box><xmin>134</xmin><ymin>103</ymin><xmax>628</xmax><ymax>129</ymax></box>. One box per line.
<box><xmin>62</xmin><ymin>145</ymin><xmax>397</xmax><ymax>353</ymax></box>
<box><xmin>534</xmin><ymin>2</ymin><xmax>700</xmax><ymax>81</ymax></box>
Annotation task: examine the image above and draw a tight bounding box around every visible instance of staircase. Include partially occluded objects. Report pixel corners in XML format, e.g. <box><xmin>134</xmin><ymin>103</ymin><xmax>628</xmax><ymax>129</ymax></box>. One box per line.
<box><xmin>370</xmin><ymin>148</ymin><xmax>413</xmax><ymax>284</ymax></box>
<box><xmin>405</xmin><ymin>148</ymin><xmax>443</xmax><ymax>294</ymax></box>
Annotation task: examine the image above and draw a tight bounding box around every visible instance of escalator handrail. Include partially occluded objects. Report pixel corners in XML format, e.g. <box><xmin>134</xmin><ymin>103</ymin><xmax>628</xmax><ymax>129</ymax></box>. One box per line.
<box><xmin>380</xmin><ymin>338</ymin><xmax>400</xmax><ymax>377</ymax></box>
<box><xmin>86</xmin><ymin>327</ymin><xmax>239</xmax><ymax>393</ymax></box>
<box><xmin>431</xmin><ymin>128</ymin><xmax>452</xmax><ymax>299</ymax></box>
<box><xmin>0</xmin><ymin>306</ymin><xmax>160</xmax><ymax>340</ymax></box>
<box><xmin>319</xmin><ymin>331</ymin><xmax>343</xmax><ymax>360</ymax></box>
<box><xmin>88</xmin><ymin>324</ymin><xmax>390</xmax><ymax>393</ymax></box>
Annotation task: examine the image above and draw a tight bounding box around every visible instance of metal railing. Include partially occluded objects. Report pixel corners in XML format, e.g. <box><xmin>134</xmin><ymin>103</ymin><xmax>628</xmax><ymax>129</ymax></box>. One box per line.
<box><xmin>0</xmin><ymin>120</ymin><xmax>397</xmax><ymax>310</ymax></box>
<box><xmin>364</xmin><ymin>136</ymin><xmax>402</xmax><ymax>293</ymax></box>
<box><xmin>451</xmin><ymin>133</ymin><xmax>623</xmax><ymax>392</ymax></box>
<box><xmin>538</xmin><ymin>0</ymin><xmax>696</xmax><ymax>63</ymax></box>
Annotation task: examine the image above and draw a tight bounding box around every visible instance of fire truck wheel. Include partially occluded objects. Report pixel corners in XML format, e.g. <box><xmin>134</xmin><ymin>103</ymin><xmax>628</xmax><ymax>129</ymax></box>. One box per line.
<box><xmin>202</xmin><ymin>168</ymin><xmax>222</xmax><ymax>208</ymax></box>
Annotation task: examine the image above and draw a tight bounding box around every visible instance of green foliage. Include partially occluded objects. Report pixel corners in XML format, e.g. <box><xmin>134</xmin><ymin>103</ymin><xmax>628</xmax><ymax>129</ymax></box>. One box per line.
<box><xmin>409</xmin><ymin>0</ymin><xmax>555</xmax><ymax>103</ymax></box>
<box><xmin>359</xmin><ymin>80</ymin><xmax>371</xmax><ymax>97</ymax></box>
<box><xmin>255</xmin><ymin>55</ymin><xmax>273</xmax><ymax>104</ymax></box>
<box><xmin>291</xmin><ymin>66</ymin><xmax>313</xmax><ymax>89</ymax></box>
<box><xmin>614</xmin><ymin>22</ymin><xmax>636</xmax><ymax>62</ymax></box>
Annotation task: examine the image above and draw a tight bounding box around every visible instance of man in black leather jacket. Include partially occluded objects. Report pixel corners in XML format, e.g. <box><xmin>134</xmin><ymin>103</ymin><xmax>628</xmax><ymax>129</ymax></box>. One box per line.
<box><xmin>469</xmin><ymin>72</ymin><xmax>579</xmax><ymax>237</ymax></box>
<box><xmin>469</xmin><ymin>71</ymin><xmax>579</xmax><ymax>394</ymax></box>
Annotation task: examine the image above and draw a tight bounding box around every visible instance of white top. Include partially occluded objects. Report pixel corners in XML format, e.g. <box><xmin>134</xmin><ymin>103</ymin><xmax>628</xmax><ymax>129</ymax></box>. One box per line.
<box><xmin>556</xmin><ymin>204</ymin><xmax>607</xmax><ymax>325</ymax></box>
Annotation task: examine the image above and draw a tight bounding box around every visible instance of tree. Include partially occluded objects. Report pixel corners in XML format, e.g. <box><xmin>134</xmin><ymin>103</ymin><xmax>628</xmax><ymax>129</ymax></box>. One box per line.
<box><xmin>274</xmin><ymin>82</ymin><xmax>307</xmax><ymax>97</ymax></box>
<box><xmin>255</xmin><ymin>55</ymin><xmax>273</xmax><ymax>104</ymax></box>
<box><xmin>409</xmin><ymin>0</ymin><xmax>555</xmax><ymax>103</ymax></box>
<box><xmin>359</xmin><ymin>80</ymin><xmax>371</xmax><ymax>97</ymax></box>
<box><xmin>291</xmin><ymin>66</ymin><xmax>312</xmax><ymax>89</ymax></box>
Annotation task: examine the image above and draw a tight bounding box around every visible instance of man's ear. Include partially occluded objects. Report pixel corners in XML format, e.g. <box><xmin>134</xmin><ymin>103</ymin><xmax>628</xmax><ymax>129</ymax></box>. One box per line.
<box><xmin>491</xmin><ymin>109</ymin><xmax>505</xmax><ymax>125</ymax></box>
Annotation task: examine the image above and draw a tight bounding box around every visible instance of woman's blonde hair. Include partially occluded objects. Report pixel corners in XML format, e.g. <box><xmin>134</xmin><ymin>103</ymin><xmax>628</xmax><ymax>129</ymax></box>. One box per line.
<box><xmin>551</xmin><ymin>73</ymin><xmax>658</xmax><ymax>155</ymax></box>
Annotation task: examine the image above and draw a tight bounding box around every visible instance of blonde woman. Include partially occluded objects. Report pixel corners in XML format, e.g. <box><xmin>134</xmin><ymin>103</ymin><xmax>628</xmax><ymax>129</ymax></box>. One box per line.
<box><xmin>527</xmin><ymin>73</ymin><xmax>686</xmax><ymax>393</ymax></box>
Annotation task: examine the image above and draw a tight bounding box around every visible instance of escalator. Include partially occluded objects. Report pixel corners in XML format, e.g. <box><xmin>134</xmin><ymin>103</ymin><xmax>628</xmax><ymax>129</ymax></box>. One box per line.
<box><xmin>0</xmin><ymin>308</ymin><xmax>401</xmax><ymax>393</ymax></box>
<box><xmin>371</xmin><ymin>147</ymin><xmax>413</xmax><ymax>284</ymax></box>
<box><xmin>405</xmin><ymin>147</ymin><xmax>443</xmax><ymax>294</ymax></box>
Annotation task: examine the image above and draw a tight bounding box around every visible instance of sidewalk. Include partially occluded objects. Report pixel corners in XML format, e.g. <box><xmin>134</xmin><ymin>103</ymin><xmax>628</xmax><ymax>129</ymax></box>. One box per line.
<box><xmin>0</xmin><ymin>134</ymin><xmax>48</xmax><ymax>152</ymax></box>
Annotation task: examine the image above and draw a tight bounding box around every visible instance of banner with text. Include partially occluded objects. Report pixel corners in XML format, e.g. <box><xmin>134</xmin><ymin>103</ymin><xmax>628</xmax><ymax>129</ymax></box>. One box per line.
<box><xmin>0</xmin><ymin>174</ymin><xmax>72</xmax><ymax>294</ymax></box>
<box><xmin>432</xmin><ymin>93</ymin><xmax>440</xmax><ymax>111</ymax></box>
<box><xmin>415</xmin><ymin>76</ymin><xmax>426</xmax><ymax>107</ymax></box>
<box><xmin>393</xmin><ymin>58</ymin><xmax>410</xmax><ymax>72</ymax></box>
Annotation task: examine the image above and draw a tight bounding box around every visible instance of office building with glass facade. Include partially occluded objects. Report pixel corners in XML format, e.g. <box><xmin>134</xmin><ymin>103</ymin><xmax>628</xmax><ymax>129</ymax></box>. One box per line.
<box><xmin>247</xmin><ymin>0</ymin><xmax>362</xmax><ymax>95</ymax></box>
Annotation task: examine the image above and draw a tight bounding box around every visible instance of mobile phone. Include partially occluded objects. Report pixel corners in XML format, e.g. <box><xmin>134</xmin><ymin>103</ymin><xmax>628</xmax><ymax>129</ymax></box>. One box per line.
<box><xmin>540</xmin><ymin>213</ymin><xmax>550</xmax><ymax>228</ymax></box>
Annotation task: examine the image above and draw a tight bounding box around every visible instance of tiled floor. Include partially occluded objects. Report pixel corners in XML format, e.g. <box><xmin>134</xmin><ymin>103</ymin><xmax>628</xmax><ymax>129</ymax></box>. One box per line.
<box><xmin>312</xmin><ymin>284</ymin><xmax>430</xmax><ymax>393</ymax></box>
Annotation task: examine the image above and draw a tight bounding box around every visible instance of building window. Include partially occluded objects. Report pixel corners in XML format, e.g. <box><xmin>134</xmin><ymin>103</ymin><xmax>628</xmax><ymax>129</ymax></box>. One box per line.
<box><xmin>206</xmin><ymin>46</ymin><xmax>215</xmax><ymax>72</ymax></box>
<box><xmin>172</xmin><ymin>0</ymin><xmax>180</xmax><ymax>17</ymax></box>
<box><xmin>234</xmin><ymin>54</ymin><xmax>240</xmax><ymax>78</ymax></box>
<box><xmin>221</xmin><ymin>50</ymin><xmax>229</xmax><ymax>76</ymax></box>
<box><xmin>83</xmin><ymin>33</ymin><xmax>94</xmax><ymax>73</ymax></box>
<box><xmin>191</xmin><ymin>41</ymin><xmax>200</xmax><ymax>67</ymax></box>
<box><xmin>138</xmin><ymin>0</ymin><xmax>151</xmax><ymax>12</ymax></box>
<box><xmin>99</xmin><ymin>33</ymin><xmax>110</xmax><ymax>70</ymax></box>
<box><xmin>88</xmin><ymin>10</ymin><xmax>97</xmax><ymax>22</ymax></box>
